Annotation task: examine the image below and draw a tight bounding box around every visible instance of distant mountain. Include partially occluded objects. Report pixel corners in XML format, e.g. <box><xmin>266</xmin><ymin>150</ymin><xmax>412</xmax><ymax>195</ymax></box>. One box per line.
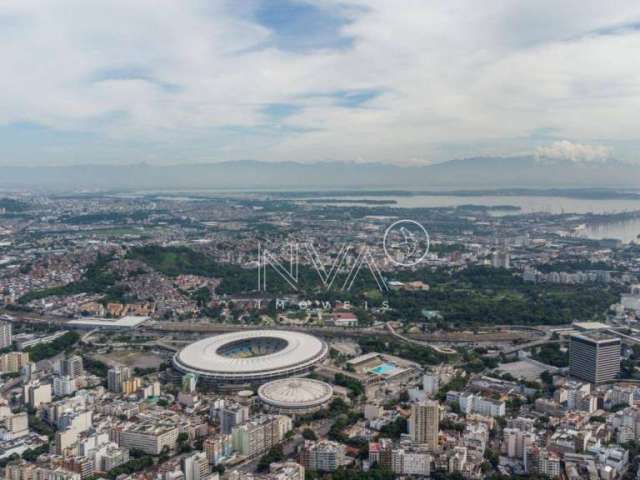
<box><xmin>1</xmin><ymin>156</ymin><xmax>639</xmax><ymax>191</ymax></box>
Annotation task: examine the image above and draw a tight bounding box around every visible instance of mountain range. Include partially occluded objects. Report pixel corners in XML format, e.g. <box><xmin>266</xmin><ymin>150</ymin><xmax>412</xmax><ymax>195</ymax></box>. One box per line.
<box><xmin>1</xmin><ymin>156</ymin><xmax>639</xmax><ymax>191</ymax></box>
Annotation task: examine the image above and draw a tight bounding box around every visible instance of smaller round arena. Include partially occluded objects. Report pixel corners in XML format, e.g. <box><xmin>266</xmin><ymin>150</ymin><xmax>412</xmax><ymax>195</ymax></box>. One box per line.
<box><xmin>258</xmin><ymin>378</ymin><xmax>333</xmax><ymax>415</ymax></box>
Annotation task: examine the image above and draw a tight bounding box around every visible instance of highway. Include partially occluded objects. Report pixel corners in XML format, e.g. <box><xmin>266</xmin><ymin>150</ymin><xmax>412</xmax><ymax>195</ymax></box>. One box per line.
<box><xmin>1</xmin><ymin>308</ymin><xmax>579</xmax><ymax>354</ymax></box>
<box><xmin>385</xmin><ymin>322</ymin><xmax>457</xmax><ymax>354</ymax></box>
<box><xmin>499</xmin><ymin>338</ymin><xmax>564</xmax><ymax>355</ymax></box>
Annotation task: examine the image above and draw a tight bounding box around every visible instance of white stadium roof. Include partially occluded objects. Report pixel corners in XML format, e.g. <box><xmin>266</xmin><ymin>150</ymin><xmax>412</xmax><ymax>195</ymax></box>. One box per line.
<box><xmin>173</xmin><ymin>330</ymin><xmax>328</xmax><ymax>384</ymax></box>
<box><xmin>258</xmin><ymin>378</ymin><xmax>333</xmax><ymax>410</ymax></box>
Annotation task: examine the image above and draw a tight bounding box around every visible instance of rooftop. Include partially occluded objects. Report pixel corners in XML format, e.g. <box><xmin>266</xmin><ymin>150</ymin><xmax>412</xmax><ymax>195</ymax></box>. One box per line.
<box><xmin>570</xmin><ymin>332</ymin><xmax>620</xmax><ymax>344</ymax></box>
<box><xmin>573</xmin><ymin>321</ymin><xmax>610</xmax><ymax>331</ymax></box>
<box><xmin>258</xmin><ymin>378</ymin><xmax>333</xmax><ymax>409</ymax></box>
<box><xmin>174</xmin><ymin>330</ymin><xmax>328</xmax><ymax>377</ymax></box>
<box><xmin>67</xmin><ymin>316</ymin><xmax>149</xmax><ymax>329</ymax></box>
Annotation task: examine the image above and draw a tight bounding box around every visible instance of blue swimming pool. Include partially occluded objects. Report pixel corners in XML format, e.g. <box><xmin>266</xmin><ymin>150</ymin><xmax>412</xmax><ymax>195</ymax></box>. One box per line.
<box><xmin>370</xmin><ymin>363</ymin><xmax>397</xmax><ymax>375</ymax></box>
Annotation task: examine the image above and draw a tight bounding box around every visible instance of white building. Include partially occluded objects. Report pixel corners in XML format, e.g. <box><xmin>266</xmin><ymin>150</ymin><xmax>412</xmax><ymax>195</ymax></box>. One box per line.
<box><xmin>119</xmin><ymin>422</ymin><xmax>179</xmax><ymax>455</ymax></box>
<box><xmin>472</xmin><ymin>396</ymin><xmax>506</xmax><ymax>417</ymax></box>
<box><xmin>4</xmin><ymin>463</ymin><xmax>80</xmax><ymax>480</ymax></box>
<box><xmin>503</xmin><ymin>428</ymin><xmax>537</xmax><ymax>459</ymax></box>
<box><xmin>63</xmin><ymin>355</ymin><xmax>84</xmax><ymax>378</ymax></box>
<box><xmin>231</xmin><ymin>415</ymin><xmax>292</xmax><ymax>458</ymax></box>
<box><xmin>4</xmin><ymin>412</ymin><xmax>28</xmax><ymax>440</ymax></box>
<box><xmin>182</xmin><ymin>451</ymin><xmax>209</xmax><ymax>480</ymax></box>
<box><xmin>423</xmin><ymin>374</ymin><xmax>439</xmax><ymax>396</ymax></box>
<box><xmin>25</xmin><ymin>382</ymin><xmax>52</xmax><ymax>408</ymax></box>
<box><xmin>57</xmin><ymin>410</ymin><xmax>92</xmax><ymax>435</ymax></box>
<box><xmin>301</xmin><ymin>440</ymin><xmax>346</xmax><ymax>472</ymax></box>
<box><xmin>93</xmin><ymin>444</ymin><xmax>130</xmax><ymax>472</ymax></box>
<box><xmin>451</xmin><ymin>392</ymin><xmax>505</xmax><ymax>417</ymax></box>
<box><xmin>525</xmin><ymin>446</ymin><xmax>561</xmax><ymax>478</ymax></box>
<box><xmin>0</xmin><ymin>322</ymin><xmax>12</xmax><ymax>350</ymax></box>
<box><xmin>491</xmin><ymin>250</ymin><xmax>510</xmax><ymax>269</ymax></box>
<box><xmin>605</xmin><ymin>386</ymin><xmax>634</xmax><ymax>409</ymax></box>
<box><xmin>55</xmin><ymin>429</ymin><xmax>79</xmax><ymax>455</ymax></box>
<box><xmin>53</xmin><ymin>376</ymin><xmax>77</xmax><ymax>397</ymax></box>
<box><xmin>621</xmin><ymin>286</ymin><xmax>640</xmax><ymax>312</ymax></box>
<box><xmin>392</xmin><ymin>449</ymin><xmax>431</xmax><ymax>477</ymax></box>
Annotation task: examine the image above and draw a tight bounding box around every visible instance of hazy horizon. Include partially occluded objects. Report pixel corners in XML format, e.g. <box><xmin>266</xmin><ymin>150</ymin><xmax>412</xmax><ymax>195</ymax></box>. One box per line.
<box><xmin>1</xmin><ymin>156</ymin><xmax>640</xmax><ymax>191</ymax></box>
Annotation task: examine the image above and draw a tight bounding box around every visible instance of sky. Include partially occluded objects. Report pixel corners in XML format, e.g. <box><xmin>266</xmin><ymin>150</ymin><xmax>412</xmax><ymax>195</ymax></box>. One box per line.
<box><xmin>1</xmin><ymin>0</ymin><xmax>640</xmax><ymax>166</ymax></box>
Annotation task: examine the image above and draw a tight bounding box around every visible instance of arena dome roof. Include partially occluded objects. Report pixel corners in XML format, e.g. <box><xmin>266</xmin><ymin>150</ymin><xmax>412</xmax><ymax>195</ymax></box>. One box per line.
<box><xmin>172</xmin><ymin>330</ymin><xmax>328</xmax><ymax>388</ymax></box>
<box><xmin>258</xmin><ymin>378</ymin><xmax>334</xmax><ymax>411</ymax></box>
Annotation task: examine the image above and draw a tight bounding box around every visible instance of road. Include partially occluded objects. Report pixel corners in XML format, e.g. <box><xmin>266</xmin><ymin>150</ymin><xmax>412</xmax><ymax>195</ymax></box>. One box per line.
<box><xmin>500</xmin><ymin>338</ymin><xmax>564</xmax><ymax>355</ymax></box>
<box><xmin>385</xmin><ymin>322</ymin><xmax>457</xmax><ymax>354</ymax></box>
<box><xmin>1</xmin><ymin>308</ymin><xmax>575</xmax><ymax>350</ymax></box>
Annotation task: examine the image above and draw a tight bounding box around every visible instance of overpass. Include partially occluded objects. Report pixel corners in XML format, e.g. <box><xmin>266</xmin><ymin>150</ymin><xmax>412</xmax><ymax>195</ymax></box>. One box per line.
<box><xmin>385</xmin><ymin>322</ymin><xmax>457</xmax><ymax>355</ymax></box>
<box><xmin>500</xmin><ymin>338</ymin><xmax>565</xmax><ymax>355</ymax></box>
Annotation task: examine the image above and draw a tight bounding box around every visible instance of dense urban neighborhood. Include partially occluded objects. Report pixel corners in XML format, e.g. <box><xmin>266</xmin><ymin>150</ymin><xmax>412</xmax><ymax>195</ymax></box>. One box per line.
<box><xmin>0</xmin><ymin>192</ymin><xmax>638</xmax><ymax>480</ymax></box>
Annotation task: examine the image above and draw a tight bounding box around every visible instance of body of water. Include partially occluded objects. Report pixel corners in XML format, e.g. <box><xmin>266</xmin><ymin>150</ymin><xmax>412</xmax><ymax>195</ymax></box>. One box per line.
<box><xmin>312</xmin><ymin>194</ymin><xmax>640</xmax><ymax>243</ymax></box>
<box><xmin>312</xmin><ymin>194</ymin><xmax>640</xmax><ymax>215</ymax></box>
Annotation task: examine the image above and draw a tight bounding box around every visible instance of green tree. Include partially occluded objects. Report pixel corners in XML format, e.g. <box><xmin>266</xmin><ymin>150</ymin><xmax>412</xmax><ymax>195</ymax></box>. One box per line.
<box><xmin>257</xmin><ymin>445</ymin><xmax>284</xmax><ymax>472</ymax></box>
<box><xmin>302</xmin><ymin>428</ymin><xmax>318</xmax><ymax>441</ymax></box>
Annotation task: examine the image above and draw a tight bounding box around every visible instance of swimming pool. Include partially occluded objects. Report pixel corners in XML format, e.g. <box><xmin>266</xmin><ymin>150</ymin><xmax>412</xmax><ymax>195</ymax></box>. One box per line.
<box><xmin>370</xmin><ymin>363</ymin><xmax>397</xmax><ymax>375</ymax></box>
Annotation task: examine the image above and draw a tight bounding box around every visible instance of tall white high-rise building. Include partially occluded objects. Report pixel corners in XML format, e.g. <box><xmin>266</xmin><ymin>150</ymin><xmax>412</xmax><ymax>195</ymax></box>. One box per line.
<box><xmin>107</xmin><ymin>366</ymin><xmax>131</xmax><ymax>393</ymax></box>
<box><xmin>53</xmin><ymin>375</ymin><xmax>77</xmax><ymax>397</ymax></box>
<box><xmin>63</xmin><ymin>355</ymin><xmax>84</xmax><ymax>378</ymax></box>
<box><xmin>0</xmin><ymin>322</ymin><xmax>12</xmax><ymax>350</ymax></box>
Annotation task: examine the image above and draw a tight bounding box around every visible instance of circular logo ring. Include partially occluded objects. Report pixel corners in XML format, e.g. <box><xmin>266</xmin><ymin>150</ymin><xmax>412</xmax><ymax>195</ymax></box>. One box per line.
<box><xmin>383</xmin><ymin>219</ymin><xmax>430</xmax><ymax>267</ymax></box>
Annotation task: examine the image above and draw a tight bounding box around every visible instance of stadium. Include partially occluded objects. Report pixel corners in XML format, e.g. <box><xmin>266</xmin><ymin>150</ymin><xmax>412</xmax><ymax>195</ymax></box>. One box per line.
<box><xmin>258</xmin><ymin>378</ymin><xmax>334</xmax><ymax>415</ymax></box>
<box><xmin>172</xmin><ymin>330</ymin><xmax>329</xmax><ymax>390</ymax></box>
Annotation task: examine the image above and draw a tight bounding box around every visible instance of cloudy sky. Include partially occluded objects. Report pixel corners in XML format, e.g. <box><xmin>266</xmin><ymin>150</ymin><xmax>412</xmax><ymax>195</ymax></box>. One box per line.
<box><xmin>1</xmin><ymin>0</ymin><xmax>640</xmax><ymax>166</ymax></box>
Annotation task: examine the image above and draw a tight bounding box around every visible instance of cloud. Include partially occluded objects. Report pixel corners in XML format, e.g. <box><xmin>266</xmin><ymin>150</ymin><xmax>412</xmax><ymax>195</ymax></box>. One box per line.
<box><xmin>535</xmin><ymin>141</ymin><xmax>613</xmax><ymax>163</ymax></box>
<box><xmin>1</xmin><ymin>0</ymin><xmax>640</xmax><ymax>165</ymax></box>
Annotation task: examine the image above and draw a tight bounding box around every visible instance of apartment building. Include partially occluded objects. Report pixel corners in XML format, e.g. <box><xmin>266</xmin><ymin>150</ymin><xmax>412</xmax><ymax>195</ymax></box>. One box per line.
<box><xmin>300</xmin><ymin>440</ymin><xmax>346</xmax><ymax>472</ymax></box>
<box><xmin>0</xmin><ymin>322</ymin><xmax>12</xmax><ymax>350</ymax></box>
<box><xmin>182</xmin><ymin>451</ymin><xmax>209</xmax><ymax>480</ymax></box>
<box><xmin>231</xmin><ymin>415</ymin><xmax>292</xmax><ymax>458</ymax></box>
<box><xmin>0</xmin><ymin>352</ymin><xmax>29</xmax><ymax>373</ymax></box>
<box><xmin>409</xmin><ymin>400</ymin><xmax>440</xmax><ymax>450</ymax></box>
<box><xmin>4</xmin><ymin>462</ymin><xmax>81</xmax><ymax>480</ymax></box>
<box><xmin>118</xmin><ymin>422</ymin><xmax>179</xmax><ymax>455</ymax></box>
